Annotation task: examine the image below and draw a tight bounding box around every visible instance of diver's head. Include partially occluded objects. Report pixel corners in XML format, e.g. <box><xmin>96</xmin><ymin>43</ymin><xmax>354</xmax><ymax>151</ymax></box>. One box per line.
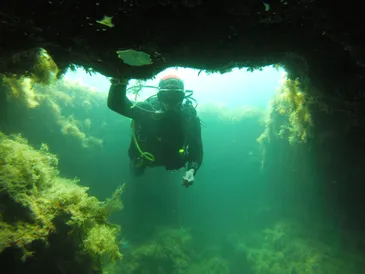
<box><xmin>157</xmin><ymin>74</ymin><xmax>185</xmax><ymax>111</ymax></box>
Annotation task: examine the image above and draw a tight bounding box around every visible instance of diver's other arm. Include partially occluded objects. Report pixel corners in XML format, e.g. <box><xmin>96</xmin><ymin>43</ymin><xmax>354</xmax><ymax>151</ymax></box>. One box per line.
<box><xmin>182</xmin><ymin>117</ymin><xmax>204</xmax><ymax>188</ymax></box>
<box><xmin>187</xmin><ymin>117</ymin><xmax>203</xmax><ymax>174</ymax></box>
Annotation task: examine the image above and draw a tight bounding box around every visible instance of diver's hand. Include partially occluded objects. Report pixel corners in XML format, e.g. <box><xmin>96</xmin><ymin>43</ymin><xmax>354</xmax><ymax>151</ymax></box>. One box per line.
<box><xmin>110</xmin><ymin>77</ymin><xmax>129</xmax><ymax>86</ymax></box>
<box><xmin>182</xmin><ymin>169</ymin><xmax>195</xmax><ymax>188</ymax></box>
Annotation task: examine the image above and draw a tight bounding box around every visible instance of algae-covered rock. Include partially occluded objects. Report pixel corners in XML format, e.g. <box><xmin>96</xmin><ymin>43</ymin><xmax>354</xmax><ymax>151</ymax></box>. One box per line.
<box><xmin>257</xmin><ymin>75</ymin><xmax>313</xmax><ymax>147</ymax></box>
<box><xmin>0</xmin><ymin>132</ymin><xmax>124</xmax><ymax>274</ymax></box>
<box><xmin>0</xmin><ymin>48</ymin><xmax>59</xmax><ymax>85</ymax></box>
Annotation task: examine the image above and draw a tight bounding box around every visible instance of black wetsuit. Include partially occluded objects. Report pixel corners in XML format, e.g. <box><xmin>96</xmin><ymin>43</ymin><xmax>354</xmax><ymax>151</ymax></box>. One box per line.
<box><xmin>107</xmin><ymin>82</ymin><xmax>203</xmax><ymax>176</ymax></box>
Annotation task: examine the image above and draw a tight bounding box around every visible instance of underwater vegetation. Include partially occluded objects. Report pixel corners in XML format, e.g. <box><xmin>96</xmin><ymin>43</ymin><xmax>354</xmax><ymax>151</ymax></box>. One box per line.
<box><xmin>234</xmin><ymin>220</ymin><xmax>362</xmax><ymax>274</ymax></box>
<box><xmin>1</xmin><ymin>48</ymin><xmax>59</xmax><ymax>86</ymax></box>
<box><xmin>1</xmin><ymin>75</ymin><xmax>106</xmax><ymax>148</ymax></box>
<box><xmin>256</xmin><ymin>75</ymin><xmax>314</xmax><ymax>170</ymax></box>
<box><xmin>107</xmin><ymin>226</ymin><xmax>230</xmax><ymax>274</ymax></box>
<box><xmin>257</xmin><ymin>75</ymin><xmax>313</xmax><ymax>146</ymax></box>
<box><xmin>117</xmin><ymin>226</ymin><xmax>193</xmax><ymax>274</ymax></box>
<box><xmin>187</xmin><ymin>256</ymin><xmax>231</xmax><ymax>274</ymax></box>
<box><xmin>0</xmin><ymin>132</ymin><xmax>124</xmax><ymax>273</ymax></box>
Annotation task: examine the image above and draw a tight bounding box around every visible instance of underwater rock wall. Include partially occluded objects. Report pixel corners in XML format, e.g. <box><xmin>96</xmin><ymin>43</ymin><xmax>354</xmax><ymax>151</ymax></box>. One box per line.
<box><xmin>256</xmin><ymin>77</ymin><xmax>325</xmax><ymax>217</ymax></box>
<box><xmin>1</xmin><ymin>0</ymin><xmax>365</xmax><ymax>104</ymax></box>
<box><xmin>257</xmin><ymin>75</ymin><xmax>365</xmax><ymax>254</ymax></box>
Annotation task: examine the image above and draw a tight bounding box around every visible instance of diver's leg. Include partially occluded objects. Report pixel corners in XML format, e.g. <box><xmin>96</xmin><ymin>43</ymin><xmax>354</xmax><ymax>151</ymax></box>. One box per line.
<box><xmin>128</xmin><ymin>139</ymin><xmax>146</xmax><ymax>177</ymax></box>
<box><xmin>130</xmin><ymin>159</ymin><xmax>146</xmax><ymax>177</ymax></box>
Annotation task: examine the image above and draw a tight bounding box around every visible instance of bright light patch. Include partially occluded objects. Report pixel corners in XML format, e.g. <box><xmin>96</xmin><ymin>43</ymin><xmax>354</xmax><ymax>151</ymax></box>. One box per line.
<box><xmin>63</xmin><ymin>65</ymin><xmax>285</xmax><ymax>109</ymax></box>
<box><xmin>63</xmin><ymin>67</ymin><xmax>111</xmax><ymax>92</ymax></box>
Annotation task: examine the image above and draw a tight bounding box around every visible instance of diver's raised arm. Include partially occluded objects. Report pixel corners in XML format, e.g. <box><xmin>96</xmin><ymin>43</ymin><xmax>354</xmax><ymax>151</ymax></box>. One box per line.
<box><xmin>107</xmin><ymin>78</ymin><xmax>163</xmax><ymax>120</ymax></box>
<box><xmin>107</xmin><ymin>78</ymin><xmax>132</xmax><ymax>116</ymax></box>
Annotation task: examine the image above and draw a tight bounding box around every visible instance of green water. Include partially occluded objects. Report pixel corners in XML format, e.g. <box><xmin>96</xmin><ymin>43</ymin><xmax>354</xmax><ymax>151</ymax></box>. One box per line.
<box><xmin>1</xmin><ymin>68</ymin><xmax>363</xmax><ymax>274</ymax></box>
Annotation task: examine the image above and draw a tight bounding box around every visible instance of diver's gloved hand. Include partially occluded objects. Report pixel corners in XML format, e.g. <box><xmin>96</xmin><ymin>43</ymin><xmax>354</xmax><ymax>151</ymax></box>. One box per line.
<box><xmin>182</xmin><ymin>169</ymin><xmax>195</xmax><ymax>188</ymax></box>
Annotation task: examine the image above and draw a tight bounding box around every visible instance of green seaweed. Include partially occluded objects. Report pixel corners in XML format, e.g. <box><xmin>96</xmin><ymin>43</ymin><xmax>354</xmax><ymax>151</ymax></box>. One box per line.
<box><xmin>119</xmin><ymin>227</ymin><xmax>193</xmax><ymax>274</ymax></box>
<box><xmin>235</xmin><ymin>220</ymin><xmax>361</xmax><ymax>274</ymax></box>
<box><xmin>0</xmin><ymin>132</ymin><xmax>123</xmax><ymax>270</ymax></box>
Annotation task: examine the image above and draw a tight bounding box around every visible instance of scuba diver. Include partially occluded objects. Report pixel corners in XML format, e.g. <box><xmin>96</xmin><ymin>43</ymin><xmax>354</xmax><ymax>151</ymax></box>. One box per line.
<box><xmin>107</xmin><ymin>74</ymin><xmax>203</xmax><ymax>188</ymax></box>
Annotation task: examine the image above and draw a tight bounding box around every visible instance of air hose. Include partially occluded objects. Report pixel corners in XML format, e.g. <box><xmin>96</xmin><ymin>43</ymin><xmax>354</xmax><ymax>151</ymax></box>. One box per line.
<box><xmin>131</xmin><ymin>120</ymin><xmax>156</xmax><ymax>163</ymax></box>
